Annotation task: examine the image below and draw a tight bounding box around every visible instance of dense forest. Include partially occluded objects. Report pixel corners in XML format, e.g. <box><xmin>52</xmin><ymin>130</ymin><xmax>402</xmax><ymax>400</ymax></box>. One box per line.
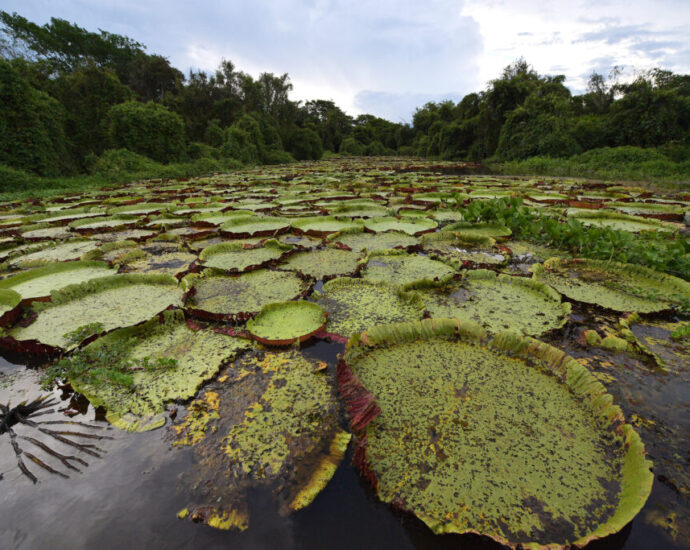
<box><xmin>1</xmin><ymin>11</ymin><xmax>689</xmax><ymax>186</ymax></box>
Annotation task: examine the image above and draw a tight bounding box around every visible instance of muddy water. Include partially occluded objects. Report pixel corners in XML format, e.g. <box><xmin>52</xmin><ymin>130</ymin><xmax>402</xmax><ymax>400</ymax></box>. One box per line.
<box><xmin>0</xmin><ymin>336</ymin><xmax>686</xmax><ymax>550</ymax></box>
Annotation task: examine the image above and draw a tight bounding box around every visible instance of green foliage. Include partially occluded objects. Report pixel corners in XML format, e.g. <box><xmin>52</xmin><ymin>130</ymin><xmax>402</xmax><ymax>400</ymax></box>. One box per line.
<box><xmin>188</xmin><ymin>141</ymin><xmax>221</xmax><ymax>160</ymax></box>
<box><xmin>458</xmin><ymin>197</ymin><xmax>690</xmax><ymax>280</ymax></box>
<box><xmin>0</xmin><ymin>59</ymin><xmax>71</xmax><ymax>176</ymax></box>
<box><xmin>287</xmin><ymin>127</ymin><xmax>323</xmax><ymax>161</ymax></box>
<box><xmin>41</xmin><ymin>334</ymin><xmax>177</xmax><ymax>390</ymax></box>
<box><xmin>106</xmin><ymin>100</ymin><xmax>187</xmax><ymax>163</ymax></box>
<box><xmin>671</xmin><ymin>323</ymin><xmax>690</xmax><ymax>341</ymax></box>
<box><xmin>63</xmin><ymin>322</ymin><xmax>105</xmax><ymax>346</ymax></box>
<box><xmin>339</xmin><ymin>136</ymin><xmax>365</xmax><ymax>156</ymax></box>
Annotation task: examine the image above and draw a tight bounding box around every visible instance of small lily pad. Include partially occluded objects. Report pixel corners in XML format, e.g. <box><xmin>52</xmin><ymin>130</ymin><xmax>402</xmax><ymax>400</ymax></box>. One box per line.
<box><xmin>246</xmin><ymin>301</ymin><xmax>326</xmax><ymax>345</ymax></box>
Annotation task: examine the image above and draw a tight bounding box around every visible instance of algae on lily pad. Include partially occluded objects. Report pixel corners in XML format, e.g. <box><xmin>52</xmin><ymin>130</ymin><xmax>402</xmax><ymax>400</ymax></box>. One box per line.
<box><xmin>173</xmin><ymin>349</ymin><xmax>349</xmax><ymax>529</ymax></box>
<box><xmin>532</xmin><ymin>258</ymin><xmax>690</xmax><ymax>313</ymax></box>
<box><xmin>10</xmin><ymin>274</ymin><xmax>183</xmax><ymax>350</ymax></box>
<box><xmin>313</xmin><ymin>277</ymin><xmax>423</xmax><ymax>337</ymax></box>
<box><xmin>444</xmin><ymin>221</ymin><xmax>512</xmax><ymax>239</ymax></box>
<box><xmin>71</xmin><ymin>310</ymin><xmax>250</xmax><ymax>431</ymax></box>
<box><xmin>246</xmin><ymin>301</ymin><xmax>326</xmax><ymax>345</ymax></box>
<box><xmin>200</xmin><ymin>239</ymin><xmax>292</xmax><ymax>273</ymax></box>
<box><xmin>361</xmin><ymin>250</ymin><xmax>456</xmax><ymax>286</ymax></box>
<box><xmin>341</xmin><ymin>319</ymin><xmax>653</xmax><ymax>548</ymax></box>
<box><xmin>0</xmin><ymin>260</ymin><xmax>116</xmax><ymax>300</ymax></box>
<box><xmin>411</xmin><ymin>270</ymin><xmax>571</xmax><ymax>336</ymax></box>
<box><xmin>280</xmin><ymin>247</ymin><xmax>361</xmax><ymax>280</ymax></box>
<box><xmin>183</xmin><ymin>269</ymin><xmax>311</xmax><ymax>320</ymax></box>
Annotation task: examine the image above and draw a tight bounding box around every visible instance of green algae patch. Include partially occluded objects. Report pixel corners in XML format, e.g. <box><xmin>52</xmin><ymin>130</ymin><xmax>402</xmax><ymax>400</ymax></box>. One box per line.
<box><xmin>281</xmin><ymin>247</ymin><xmax>361</xmax><ymax>280</ymax></box>
<box><xmin>183</xmin><ymin>269</ymin><xmax>311</xmax><ymax>320</ymax></box>
<box><xmin>328</xmin><ymin>228</ymin><xmax>418</xmax><ymax>253</ymax></box>
<box><xmin>0</xmin><ymin>261</ymin><xmax>116</xmax><ymax>300</ymax></box>
<box><xmin>363</xmin><ymin>216</ymin><xmax>437</xmax><ymax>236</ymax></box>
<box><xmin>313</xmin><ymin>277</ymin><xmax>424</xmax><ymax>338</ymax></box>
<box><xmin>340</xmin><ymin>319</ymin><xmax>653</xmax><ymax>548</ymax></box>
<box><xmin>246</xmin><ymin>301</ymin><xmax>326</xmax><ymax>345</ymax></box>
<box><xmin>10</xmin><ymin>274</ymin><xmax>183</xmax><ymax>350</ymax></box>
<box><xmin>200</xmin><ymin>239</ymin><xmax>292</xmax><ymax>273</ymax></box>
<box><xmin>172</xmin><ymin>349</ymin><xmax>345</xmax><ymax>530</ymax></box>
<box><xmin>411</xmin><ymin>270</ymin><xmax>570</xmax><ymax>336</ymax></box>
<box><xmin>291</xmin><ymin>215</ymin><xmax>364</xmax><ymax>236</ymax></box>
<box><xmin>532</xmin><ymin>258</ymin><xmax>690</xmax><ymax>313</ymax></box>
<box><xmin>568</xmin><ymin>210</ymin><xmax>678</xmax><ymax>233</ymax></box>
<box><xmin>361</xmin><ymin>250</ymin><xmax>456</xmax><ymax>287</ymax></box>
<box><xmin>71</xmin><ymin>310</ymin><xmax>250</xmax><ymax>431</ymax></box>
<box><xmin>220</xmin><ymin>215</ymin><xmax>292</xmax><ymax>237</ymax></box>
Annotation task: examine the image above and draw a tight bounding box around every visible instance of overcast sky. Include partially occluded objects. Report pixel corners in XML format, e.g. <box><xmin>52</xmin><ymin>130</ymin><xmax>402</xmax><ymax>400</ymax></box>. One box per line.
<box><xmin>4</xmin><ymin>0</ymin><xmax>690</xmax><ymax>122</ymax></box>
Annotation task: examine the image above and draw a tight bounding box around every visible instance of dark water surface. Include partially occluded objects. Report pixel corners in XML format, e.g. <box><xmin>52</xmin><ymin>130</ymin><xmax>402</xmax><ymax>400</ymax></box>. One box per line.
<box><xmin>0</xmin><ymin>336</ymin><xmax>686</xmax><ymax>550</ymax></box>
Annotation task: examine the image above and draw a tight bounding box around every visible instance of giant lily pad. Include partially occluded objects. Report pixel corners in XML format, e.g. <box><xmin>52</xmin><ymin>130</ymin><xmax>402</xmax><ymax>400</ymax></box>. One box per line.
<box><xmin>568</xmin><ymin>210</ymin><xmax>678</xmax><ymax>233</ymax></box>
<box><xmin>172</xmin><ymin>349</ymin><xmax>349</xmax><ymax>529</ymax></box>
<box><xmin>411</xmin><ymin>270</ymin><xmax>571</xmax><ymax>336</ymax></box>
<box><xmin>532</xmin><ymin>258</ymin><xmax>690</xmax><ymax>313</ymax></box>
<box><xmin>246</xmin><ymin>301</ymin><xmax>326</xmax><ymax>346</ymax></box>
<box><xmin>361</xmin><ymin>250</ymin><xmax>456</xmax><ymax>286</ymax></box>
<box><xmin>200</xmin><ymin>239</ymin><xmax>292</xmax><ymax>273</ymax></box>
<box><xmin>313</xmin><ymin>277</ymin><xmax>423</xmax><ymax>337</ymax></box>
<box><xmin>444</xmin><ymin>221</ymin><xmax>512</xmax><ymax>239</ymax></box>
<box><xmin>340</xmin><ymin>319</ymin><xmax>653</xmax><ymax>548</ymax></box>
<box><xmin>328</xmin><ymin>227</ymin><xmax>418</xmax><ymax>252</ymax></box>
<box><xmin>363</xmin><ymin>216</ymin><xmax>437</xmax><ymax>236</ymax></box>
<box><xmin>0</xmin><ymin>260</ymin><xmax>116</xmax><ymax>300</ymax></box>
<box><xmin>291</xmin><ymin>215</ymin><xmax>364</xmax><ymax>236</ymax></box>
<box><xmin>8</xmin><ymin>239</ymin><xmax>99</xmax><ymax>268</ymax></box>
<box><xmin>183</xmin><ymin>269</ymin><xmax>311</xmax><ymax>321</ymax></box>
<box><xmin>9</xmin><ymin>274</ymin><xmax>183</xmax><ymax>350</ymax></box>
<box><xmin>71</xmin><ymin>310</ymin><xmax>250</xmax><ymax>431</ymax></box>
<box><xmin>220</xmin><ymin>216</ymin><xmax>292</xmax><ymax>238</ymax></box>
<box><xmin>280</xmin><ymin>247</ymin><xmax>361</xmax><ymax>280</ymax></box>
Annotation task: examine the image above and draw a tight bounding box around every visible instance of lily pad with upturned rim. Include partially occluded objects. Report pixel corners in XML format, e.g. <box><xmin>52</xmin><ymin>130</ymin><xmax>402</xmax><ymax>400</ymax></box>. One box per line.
<box><xmin>361</xmin><ymin>250</ymin><xmax>456</xmax><ymax>287</ymax></box>
<box><xmin>532</xmin><ymin>257</ymin><xmax>690</xmax><ymax>313</ymax></box>
<box><xmin>280</xmin><ymin>247</ymin><xmax>361</xmax><ymax>280</ymax></box>
<box><xmin>291</xmin><ymin>215</ymin><xmax>364</xmax><ymax>236</ymax></box>
<box><xmin>199</xmin><ymin>239</ymin><xmax>293</xmax><ymax>273</ymax></box>
<box><xmin>364</xmin><ymin>216</ymin><xmax>437</xmax><ymax>236</ymax></box>
<box><xmin>340</xmin><ymin>318</ymin><xmax>653</xmax><ymax>548</ymax></box>
<box><xmin>8</xmin><ymin>273</ymin><xmax>183</xmax><ymax>351</ymax></box>
<box><xmin>220</xmin><ymin>216</ymin><xmax>292</xmax><ymax>238</ymax></box>
<box><xmin>182</xmin><ymin>269</ymin><xmax>312</xmax><ymax>321</ymax></box>
<box><xmin>246</xmin><ymin>301</ymin><xmax>327</xmax><ymax>346</ymax></box>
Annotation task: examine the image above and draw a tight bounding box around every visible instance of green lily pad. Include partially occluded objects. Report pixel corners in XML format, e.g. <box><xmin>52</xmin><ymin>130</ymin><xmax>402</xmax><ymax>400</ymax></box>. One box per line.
<box><xmin>444</xmin><ymin>221</ymin><xmax>512</xmax><ymax>239</ymax></box>
<box><xmin>183</xmin><ymin>269</ymin><xmax>311</xmax><ymax>320</ymax></box>
<box><xmin>363</xmin><ymin>216</ymin><xmax>437</xmax><ymax>236</ymax></box>
<box><xmin>0</xmin><ymin>260</ymin><xmax>116</xmax><ymax>300</ymax></box>
<box><xmin>10</xmin><ymin>274</ymin><xmax>183</xmax><ymax>350</ymax></box>
<box><xmin>341</xmin><ymin>318</ymin><xmax>652</xmax><ymax>547</ymax></box>
<box><xmin>220</xmin><ymin>216</ymin><xmax>292</xmax><ymax>237</ymax></box>
<box><xmin>291</xmin><ymin>215</ymin><xmax>364</xmax><ymax>236</ymax></box>
<box><xmin>568</xmin><ymin>210</ymin><xmax>678</xmax><ymax>233</ymax></box>
<box><xmin>361</xmin><ymin>250</ymin><xmax>456</xmax><ymax>286</ymax></box>
<box><xmin>328</xmin><ymin>228</ymin><xmax>418</xmax><ymax>253</ymax></box>
<box><xmin>532</xmin><ymin>258</ymin><xmax>690</xmax><ymax>313</ymax></box>
<box><xmin>200</xmin><ymin>239</ymin><xmax>292</xmax><ymax>272</ymax></box>
<box><xmin>411</xmin><ymin>270</ymin><xmax>571</xmax><ymax>336</ymax></box>
<box><xmin>69</xmin><ymin>215</ymin><xmax>138</xmax><ymax>232</ymax></box>
<box><xmin>313</xmin><ymin>277</ymin><xmax>423</xmax><ymax>337</ymax></box>
<box><xmin>9</xmin><ymin>239</ymin><xmax>99</xmax><ymax>268</ymax></box>
<box><xmin>172</xmin><ymin>349</ymin><xmax>349</xmax><ymax>529</ymax></box>
<box><xmin>72</xmin><ymin>310</ymin><xmax>250</xmax><ymax>431</ymax></box>
<box><xmin>246</xmin><ymin>301</ymin><xmax>326</xmax><ymax>345</ymax></box>
<box><xmin>280</xmin><ymin>247</ymin><xmax>361</xmax><ymax>280</ymax></box>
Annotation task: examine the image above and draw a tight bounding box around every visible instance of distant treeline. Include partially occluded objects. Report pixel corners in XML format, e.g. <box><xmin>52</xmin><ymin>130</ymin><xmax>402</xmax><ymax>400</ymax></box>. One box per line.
<box><xmin>1</xmin><ymin>11</ymin><xmax>689</xmax><ymax>182</ymax></box>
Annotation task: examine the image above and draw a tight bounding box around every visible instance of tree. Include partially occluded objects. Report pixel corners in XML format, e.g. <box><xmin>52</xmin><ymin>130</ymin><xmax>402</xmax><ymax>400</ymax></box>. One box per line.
<box><xmin>106</xmin><ymin>101</ymin><xmax>187</xmax><ymax>163</ymax></box>
<box><xmin>0</xmin><ymin>59</ymin><xmax>70</xmax><ymax>175</ymax></box>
